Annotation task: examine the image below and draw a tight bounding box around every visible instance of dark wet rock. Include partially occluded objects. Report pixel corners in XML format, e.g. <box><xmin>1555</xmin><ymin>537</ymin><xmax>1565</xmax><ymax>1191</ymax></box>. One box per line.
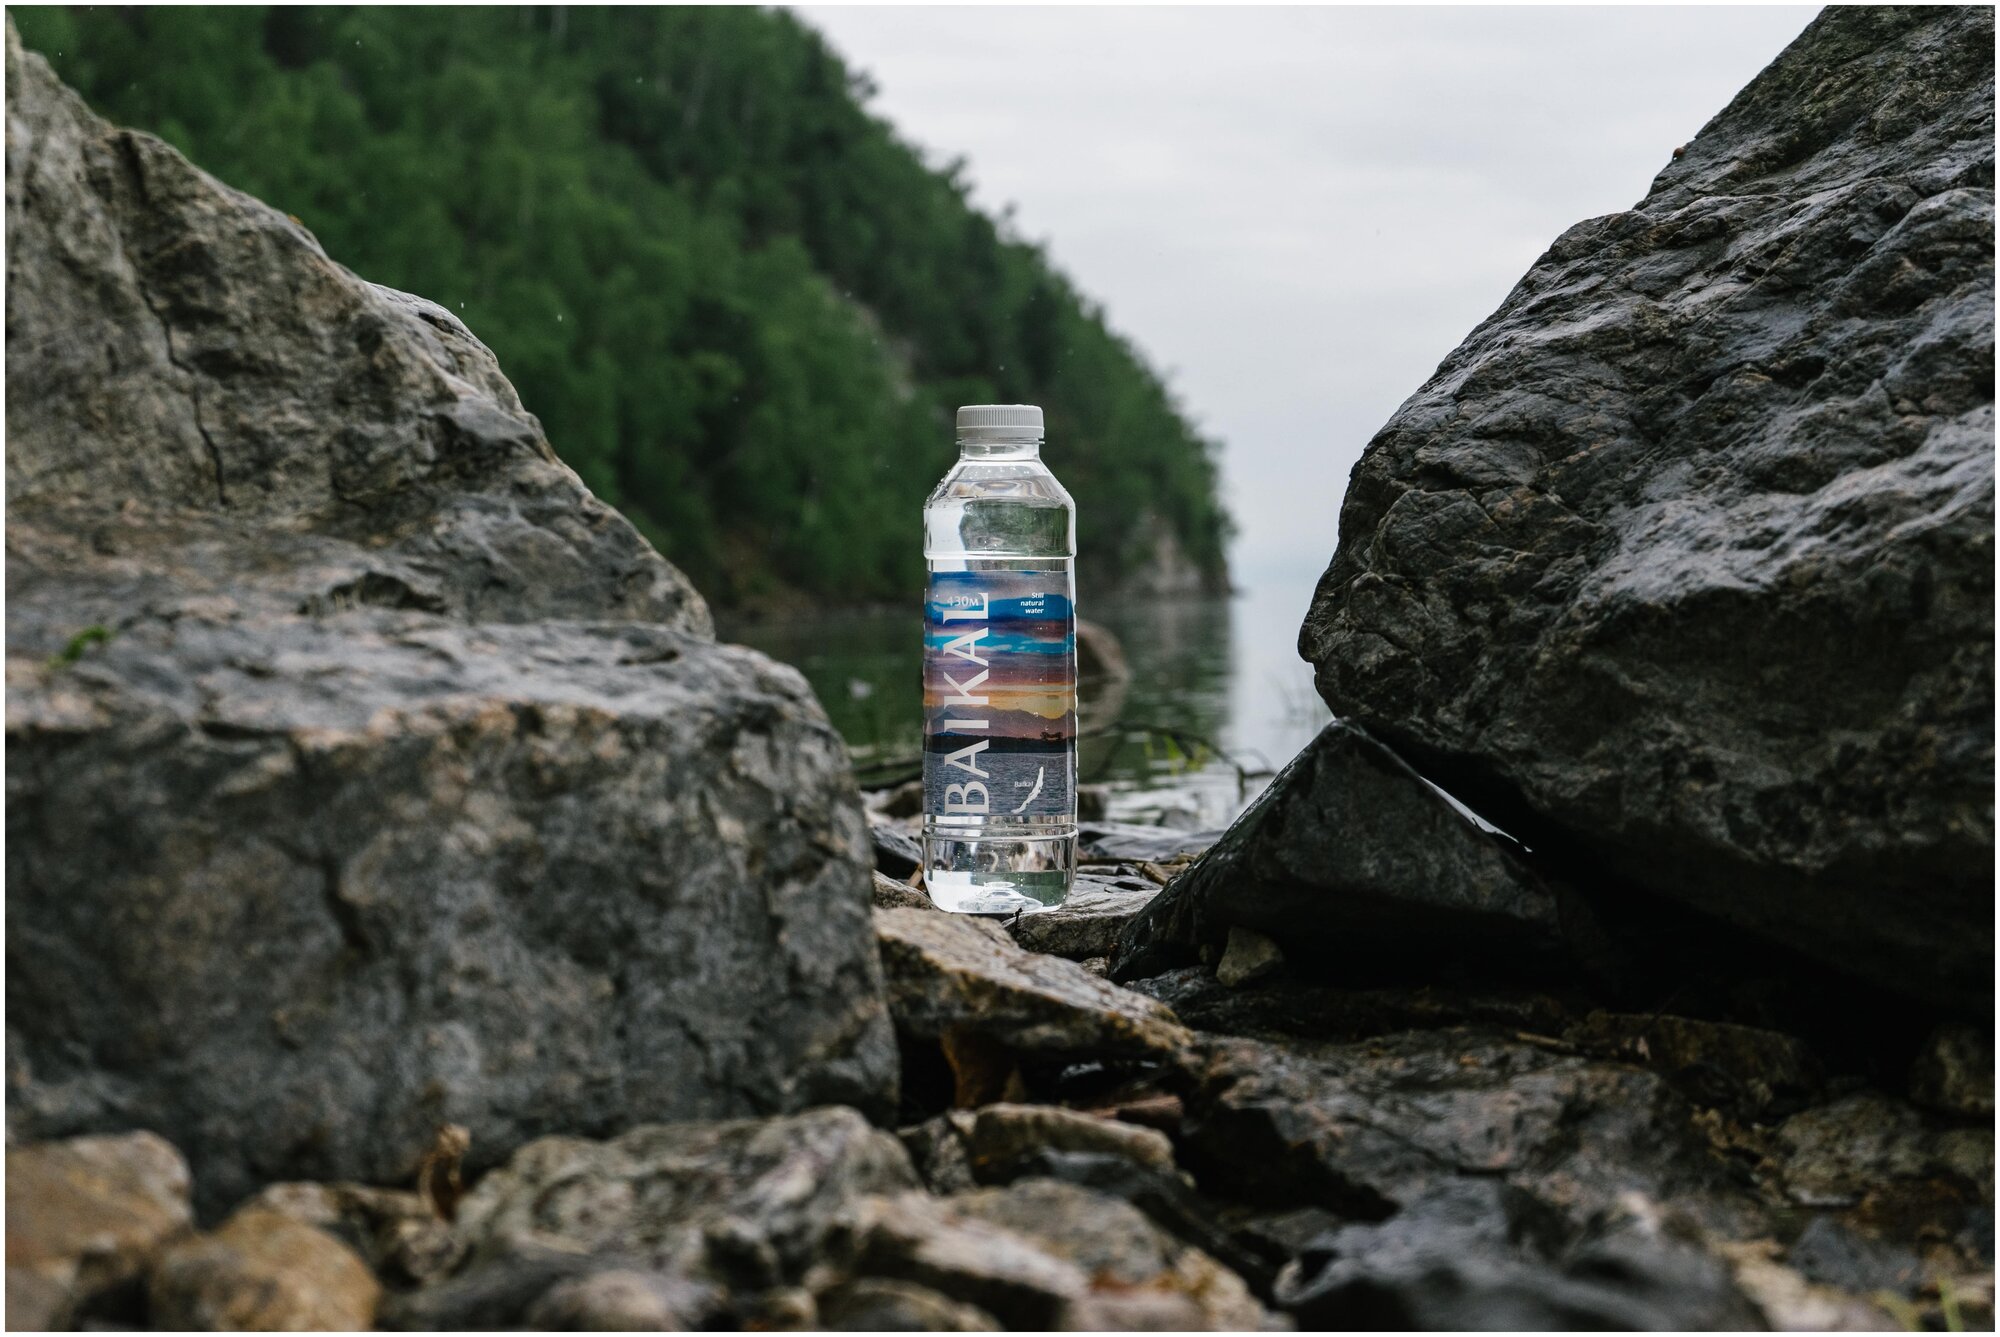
<box><xmin>1275</xmin><ymin>1181</ymin><xmax>1762</xmax><ymax>1330</ymax></box>
<box><xmin>818</xmin><ymin>1276</ymin><xmax>1000</xmax><ymax>1330</ymax></box>
<box><xmin>4</xmin><ymin>1133</ymin><xmax>193</xmax><ymax>1331</ymax></box>
<box><xmin>1299</xmin><ymin>6</ymin><xmax>1995</xmax><ymax>1008</ymax></box>
<box><xmin>1786</xmin><ymin>1215</ymin><xmax>1926</xmax><ymax>1298</ymax></box>
<box><xmin>3</xmin><ymin>24</ymin><xmax>896</xmax><ymax>1210</ymax></box>
<box><xmin>871</xmin><ymin>819</ymin><xmax>925</xmax><ymax>879</ymax></box>
<box><xmin>147</xmin><ymin>1206</ymin><xmax>381</xmax><ymax>1331</ymax></box>
<box><xmin>1911</xmin><ymin>1024</ymin><xmax>1995</xmax><ymax>1118</ymax></box>
<box><xmin>1175</xmin><ymin>1030</ymin><xmax>1762</xmax><ymax>1237</ymax></box>
<box><xmin>840</xmin><ymin>1179</ymin><xmax>1267</xmax><ymax>1330</ymax></box>
<box><xmin>1111</xmin><ymin>721</ymin><xmax>1570</xmax><ymax>984</ymax></box>
<box><xmin>1128</xmin><ymin>967</ymin><xmax>1578</xmax><ymax>1047</ymax></box>
<box><xmin>875</xmin><ymin>907</ymin><xmax>1192</xmax><ymax>1063</ymax></box>
<box><xmin>1776</xmin><ymin>1091</ymin><xmax>1994</xmax><ymax>1208</ymax></box>
<box><xmin>1565</xmin><ymin>1011</ymin><xmax>1823</xmax><ymax>1120</ymax></box>
<box><xmin>1075</xmin><ymin>821</ymin><xmax>1221</xmax><ymax>865</ymax></box>
<box><xmin>1004</xmin><ymin>869</ymin><xmax>1159</xmax><ymax>959</ymax></box>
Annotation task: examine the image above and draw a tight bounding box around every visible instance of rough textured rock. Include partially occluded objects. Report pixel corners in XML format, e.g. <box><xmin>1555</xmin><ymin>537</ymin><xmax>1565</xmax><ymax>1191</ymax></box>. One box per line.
<box><xmin>1775</xmin><ymin>1091</ymin><xmax>1993</xmax><ymax>1208</ymax></box>
<box><xmin>816</xmin><ymin>1276</ymin><xmax>1000</xmax><ymax>1331</ymax></box>
<box><xmin>842</xmin><ymin>1180</ymin><xmax>1268</xmax><ymax>1330</ymax></box>
<box><xmin>1075</xmin><ymin>821</ymin><xmax>1221</xmax><ymax>865</ymax></box>
<box><xmin>898</xmin><ymin>1113</ymin><xmax>983</xmax><ymax>1196</ymax></box>
<box><xmin>875</xmin><ymin>907</ymin><xmax>1193</xmax><ymax>1064</ymax></box>
<box><xmin>4</xmin><ymin>1132</ymin><xmax>193</xmax><ymax>1330</ymax></box>
<box><xmin>1175</xmin><ymin>1030</ymin><xmax>1762</xmax><ymax>1234</ymax></box>
<box><xmin>444</xmin><ymin>1108</ymin><xmax>915</xmax><ymax>1296</ymax></box>
<box><xmin>1720</xmin><ymin>1239</ymin><xmax>1899</xmax><ymax>1331</ymax></box>
<box><xmin>522</xmin><ymin>1268</ymin><xmax>725</xmax><ymax>1330</ymax></box>
<box><xmin>1004</xmin><ymin>869</ymin><xmax>1159</xmax><ymax>959</ymax></box>
<box><xmin>1112</xmin><ymin>721</ymin><xmax>1570</xmax><ymax>983</ymax></box>
<box><xmin>147</xmin><ymin>1206</ymin><xmax>381</xmax><ymax>1331</ymax></box>
<box><xmin>1298</xmin><ymin>6</ymin><xmax>1995</xmax><ymax>1007</ymax></box>
<box><xmin>1910</xmin><ymin>1024</ymin><xmax>1995</xmax><ymax>1118</ymax></box>
<box><xmin>1564</xmin><ymin>1011</ymin><xmax>1823</xmax><ymax>1120</ymax></box>
<box><xmin>870</xmin><ymin>819</ymin><xmax>925</xmax><ymax>880</ymax></box>
<box><xmin>1273</xmin><ymin>1181</ymin><xmax>1763</xmax><ymax>1329</ymax></box>
<box><xmin>242</xmin><ymin>1181</ymin><xmax>456</xmax><ymax>1288</ymax></box>
<box><xmin>1215</xmin><ymin>926</ymin><xmax>1285</xmax><ymax>989</ymax></box>
<box><xmin>3</xmin><ymin>22</ymin><xmax>896</xmax><ymax>1209</ymax></box>
<box><xmin>963</xmin><ymin>1103</ymin><xmax>1176</xmax><ymax>1179</ymax></box>
<box><xmin>873</xmin><ymin>870</ymin><xmax>936</xmax><ymax>911</ymax></box>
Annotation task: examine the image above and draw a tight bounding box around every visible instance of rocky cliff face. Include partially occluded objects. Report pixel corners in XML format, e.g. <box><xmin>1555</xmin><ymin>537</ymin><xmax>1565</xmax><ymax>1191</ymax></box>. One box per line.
<box><xmin>4</xmin><ymin>21</ymin><xmax>895</xmax><ymax>1211</ymax></box>
<box><xmin>1301</xmin><ymin>7</ymin><xmax>1994</xmax><ymax>1008</ymax></box>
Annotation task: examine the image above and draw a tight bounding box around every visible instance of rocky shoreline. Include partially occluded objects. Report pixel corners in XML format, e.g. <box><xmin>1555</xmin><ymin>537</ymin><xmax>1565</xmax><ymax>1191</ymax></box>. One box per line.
<box><xmin>7</xmin><ymin>8</ymin><xmax>1993</xmax><ymax>1332</ymax></box>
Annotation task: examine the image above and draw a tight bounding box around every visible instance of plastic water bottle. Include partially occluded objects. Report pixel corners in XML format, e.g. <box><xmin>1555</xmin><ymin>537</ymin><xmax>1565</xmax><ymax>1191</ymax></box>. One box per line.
<box><xmin>922</xmin><ymin>404</ymin><xmax>1078</xmax><ymax>914</ymax></box>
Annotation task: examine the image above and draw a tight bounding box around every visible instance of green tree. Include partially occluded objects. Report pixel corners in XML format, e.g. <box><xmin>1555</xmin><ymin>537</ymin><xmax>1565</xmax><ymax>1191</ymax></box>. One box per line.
<box><xmin>14</xmin><ymin>5</ymin><xmax>1232</xmax><ymax>608</ymax></box>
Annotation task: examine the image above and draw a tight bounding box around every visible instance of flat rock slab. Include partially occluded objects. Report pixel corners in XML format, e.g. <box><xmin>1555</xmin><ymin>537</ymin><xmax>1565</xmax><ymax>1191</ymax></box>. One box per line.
<box><xmin>1112</xmin><ymin>721</ymin><xmax>1569</xmax><ymax>983</ymax></box>
<box><xmin>3</xmin><ymin>26</ymin><xmax>895</xmax><ymax>1211</ymax></box>
<box><xmin>1004</xmin><ymin>869</ymin><xmax>1160</xmax><ymax>959</ymax></box>
<box><xmin>843</xmin><ymin>1179</ymin><xmax>1266</xmax><ymax>1330</ymax></box>
<box><xmin>875</xmin><ymin>908</ymin><xmax>1192</xmax><ymax>1061</ymax></box>
<box><xmin>1298</xmin><ymin>7</ymin><xmax>1995</xmax><ymax>1007</ymax></box>
<box><xmin>1076</xmin><ymin>821</ymin><xmax>1221</xmax><ymax>865</ymax></box>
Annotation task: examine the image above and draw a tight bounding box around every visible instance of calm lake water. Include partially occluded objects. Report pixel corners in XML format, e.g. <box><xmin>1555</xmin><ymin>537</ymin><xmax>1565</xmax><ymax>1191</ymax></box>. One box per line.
<box><xmin>721</xmin><ymin>571</ymin><xmax>1332</xmax><ymax>830</ymax></box>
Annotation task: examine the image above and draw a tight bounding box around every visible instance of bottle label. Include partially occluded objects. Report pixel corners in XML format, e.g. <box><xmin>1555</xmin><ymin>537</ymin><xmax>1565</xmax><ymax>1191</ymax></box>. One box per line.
<box><xmin>923</xmin><ymin>569</ymin><xmax>1076</xmax><ymax>824</ymax></box>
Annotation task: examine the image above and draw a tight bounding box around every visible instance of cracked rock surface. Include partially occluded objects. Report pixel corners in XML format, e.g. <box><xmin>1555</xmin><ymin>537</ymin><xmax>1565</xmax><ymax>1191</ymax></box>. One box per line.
<box><xmin>1299</xmin><ymin>5</ymin><xmax>1995</xmax><ymax>1008</ymax></box>
<box><xmin>3</xmin><ymin>21</ymin><xmax>895</xmax><ymax>1213</ymax></box>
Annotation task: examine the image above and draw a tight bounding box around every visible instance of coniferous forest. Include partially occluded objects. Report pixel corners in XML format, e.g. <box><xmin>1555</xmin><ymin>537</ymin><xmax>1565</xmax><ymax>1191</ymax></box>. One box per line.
<box><xmin>13</xmin><ymin>5</ymin><xmax>1231</xmax><ymax>609</ymax></box>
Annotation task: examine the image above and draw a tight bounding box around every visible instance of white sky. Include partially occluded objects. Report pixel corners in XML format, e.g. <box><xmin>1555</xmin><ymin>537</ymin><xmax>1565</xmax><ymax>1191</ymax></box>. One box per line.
<box><xmin>800</xmin><ymin>5</ymin><xmax>1820</xmax><ymax>592</ymax></box>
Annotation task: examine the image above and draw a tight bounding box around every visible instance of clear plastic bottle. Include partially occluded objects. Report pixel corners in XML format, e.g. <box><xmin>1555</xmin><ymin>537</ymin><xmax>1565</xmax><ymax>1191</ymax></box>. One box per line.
<box><xmin>922</xmin><ymin>404</ymin><xmax>1077</xmax><ymax>914</ymax></box>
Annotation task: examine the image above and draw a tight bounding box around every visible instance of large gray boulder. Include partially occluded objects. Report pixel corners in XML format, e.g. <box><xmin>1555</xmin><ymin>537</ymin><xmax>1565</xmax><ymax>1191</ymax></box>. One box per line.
<box><xmin>1300</xmin><ymin>7</ymin><xmax>1994</xmax><ymax>1008</ymax></box>
<box><xmin>4</xmin><ymin>23</ymin><xmax>896</xmax><ymax>1211</ymax></box>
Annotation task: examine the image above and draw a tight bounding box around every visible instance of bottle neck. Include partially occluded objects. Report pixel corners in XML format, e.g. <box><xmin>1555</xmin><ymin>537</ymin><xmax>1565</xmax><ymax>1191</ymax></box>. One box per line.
<box><xmin>958</xmin><ymin>436</ymin><xmax>1042</xmax><ymax>461</ymax></box>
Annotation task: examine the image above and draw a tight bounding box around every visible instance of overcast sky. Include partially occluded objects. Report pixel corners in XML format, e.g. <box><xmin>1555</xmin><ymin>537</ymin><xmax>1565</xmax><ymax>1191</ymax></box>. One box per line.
<box><xmin>801</xmin><ymin>5</ymin><xmax>1819</xmax><ymax>596</ymax></box>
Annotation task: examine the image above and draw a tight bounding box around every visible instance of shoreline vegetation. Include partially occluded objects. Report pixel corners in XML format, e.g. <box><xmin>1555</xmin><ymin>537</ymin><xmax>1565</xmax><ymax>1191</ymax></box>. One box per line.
<box><xmin>12</xmin><ymin>4</ymin><xmax>1232</xmax><ymax>613</ymax></box>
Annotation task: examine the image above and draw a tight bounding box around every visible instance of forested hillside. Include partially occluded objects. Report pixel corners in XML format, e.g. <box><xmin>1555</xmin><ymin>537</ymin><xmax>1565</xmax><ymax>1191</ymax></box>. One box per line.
<box><xmin>13</xmin><ymin>6</ymin><xmax>1230</xmax><ymax>608</ymax></box>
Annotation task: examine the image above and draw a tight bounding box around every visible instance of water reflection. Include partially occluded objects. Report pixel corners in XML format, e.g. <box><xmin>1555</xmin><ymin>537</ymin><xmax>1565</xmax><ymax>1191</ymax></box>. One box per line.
<box><xmin>721</xmin><ymin>579</ymin><xmax>1331</xmax><ymax>829</ymax></box>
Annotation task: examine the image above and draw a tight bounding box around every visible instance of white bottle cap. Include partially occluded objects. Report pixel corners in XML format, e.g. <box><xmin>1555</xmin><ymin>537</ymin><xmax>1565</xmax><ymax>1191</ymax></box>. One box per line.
<box><xmin>956</xmin><ymin>404</ymin><xmax>1044</xmax><ymax>438</ymax></box>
